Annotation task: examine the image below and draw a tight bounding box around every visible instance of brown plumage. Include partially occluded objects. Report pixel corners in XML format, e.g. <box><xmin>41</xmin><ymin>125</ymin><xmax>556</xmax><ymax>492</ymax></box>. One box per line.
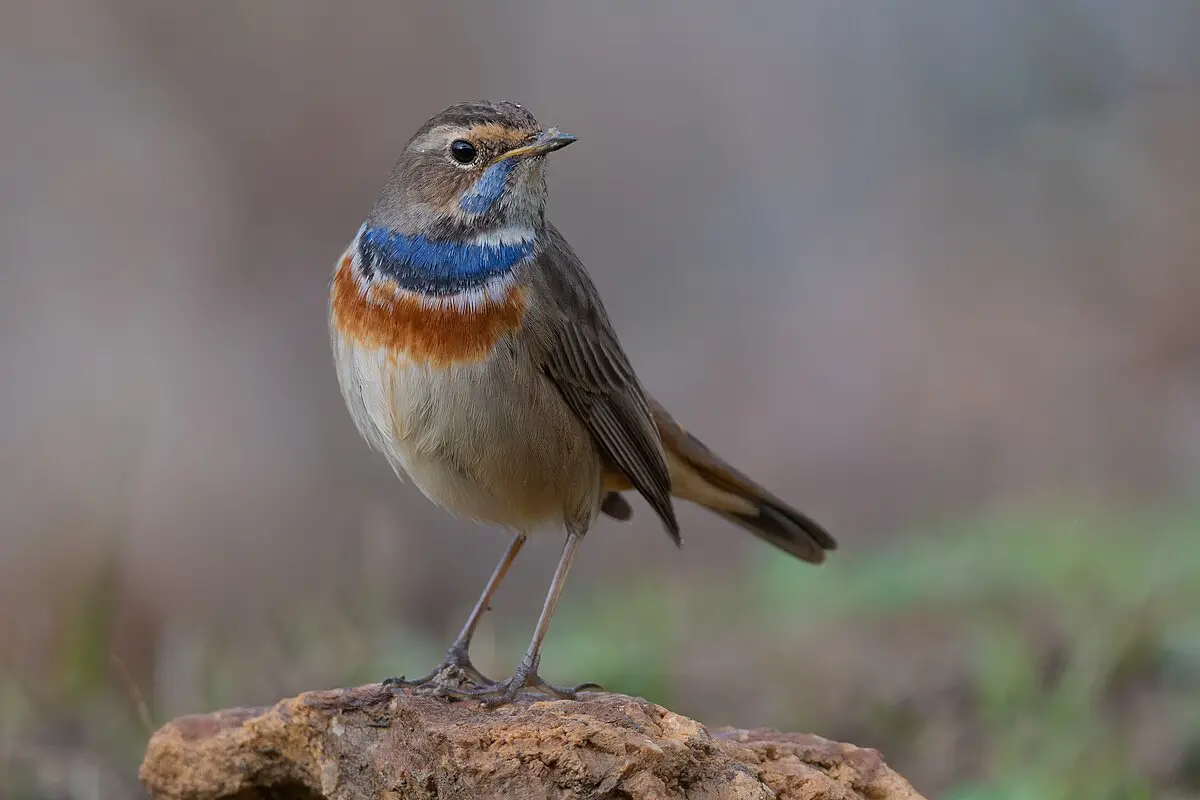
<box><xmin>529</xmin><ymin>224</ymin><xmax>835</xmax><ymax>563</ymax></box>
<box><xmin>593</xmin><ymin>390</ymin><xmax>835</xmax><ymax>563</ymax></box>
<box><xmin>330</xmin><ymin>100</ymin><xmax>835</xmax><ymax>706</ymax></box>
<box><xmin>649</xmin><ymin>397</ymin><xmax>835</xmax><ymax>563</ymax></box>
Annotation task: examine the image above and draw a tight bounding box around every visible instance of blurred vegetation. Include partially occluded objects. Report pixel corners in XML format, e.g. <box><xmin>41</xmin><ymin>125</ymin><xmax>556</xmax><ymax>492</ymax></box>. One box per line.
<box><xmin>3</xmin><ymin>501</ymin><xmax>1198</xmax><ymax>799</ymax></box>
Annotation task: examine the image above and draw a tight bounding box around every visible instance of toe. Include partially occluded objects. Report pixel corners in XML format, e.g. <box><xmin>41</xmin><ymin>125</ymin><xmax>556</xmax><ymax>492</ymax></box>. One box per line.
<box><xmin>526</xmin><ymin>675</ymin><xmax>603</xmax><ymax>699</ymax></box>
<box><xmin>382</xmin><ymin>673</ymin><xmax>433</xmax><ymax>688</ymax></box>
<box><xmin>572</xmin><ymin>681</ymin><xmax>605</xmax><ymax>692</ymax></box>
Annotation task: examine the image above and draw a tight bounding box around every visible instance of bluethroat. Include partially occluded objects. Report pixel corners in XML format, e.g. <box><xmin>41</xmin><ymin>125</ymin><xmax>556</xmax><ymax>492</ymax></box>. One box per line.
<box><xmin>329</xmin><ymin>101</ymin><xmax>836</xmax><ymax>707</ymax></box>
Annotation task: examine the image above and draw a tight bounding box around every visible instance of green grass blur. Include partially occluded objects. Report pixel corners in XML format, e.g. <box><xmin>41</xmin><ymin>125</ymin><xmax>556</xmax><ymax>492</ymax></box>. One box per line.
<box><xmin>3</xmin><ymin>502</ymin><xmax>1198</xmax><ymax>798</ymax></box>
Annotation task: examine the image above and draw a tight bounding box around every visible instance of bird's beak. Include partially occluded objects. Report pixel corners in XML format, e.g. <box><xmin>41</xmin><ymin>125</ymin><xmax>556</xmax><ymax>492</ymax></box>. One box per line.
<box><xmin>495</xmin><ymin>128</ymin><xmax>577</xmax><ymax>162</ymax></box>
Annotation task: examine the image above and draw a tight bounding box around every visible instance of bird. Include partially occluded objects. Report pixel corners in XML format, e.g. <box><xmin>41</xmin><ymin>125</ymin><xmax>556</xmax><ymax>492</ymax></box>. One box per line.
<box><xmin>328</xmin><ymin>100</ymin><xmax>836</xmax><ymax>707</ymax></box>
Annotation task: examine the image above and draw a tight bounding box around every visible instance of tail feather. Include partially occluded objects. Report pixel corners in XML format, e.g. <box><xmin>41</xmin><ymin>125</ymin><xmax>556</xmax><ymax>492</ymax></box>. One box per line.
<box><xmin>650</xmin><ymin>397</ymin><xmax>836</xmax><ymax>564</ymax></box>
<box><xmin>716</xmin><ymin>501</ymin><xmax>834</xmax><ymax>564</ymax></box>
<box><xmin>599</xmin><ymin>397</ymin><xmax>837</xmax><ymax>564</ymax></box>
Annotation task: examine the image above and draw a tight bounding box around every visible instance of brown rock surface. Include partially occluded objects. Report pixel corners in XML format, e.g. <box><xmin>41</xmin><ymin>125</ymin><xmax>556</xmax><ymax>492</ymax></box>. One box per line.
<box><xmin>139</xmin><ymin>684</ymin><xmax>926</xmax><ymax>800</ymax></box>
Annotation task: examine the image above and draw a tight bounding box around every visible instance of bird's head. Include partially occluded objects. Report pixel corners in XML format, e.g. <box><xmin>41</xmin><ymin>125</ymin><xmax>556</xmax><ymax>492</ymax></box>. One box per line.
<box><xmin>350</xmin><ymin>102</ymin><xmax>574</xmax><ymax>298</ymax></box>
<box><xmin>368</xmin><ymin>101</ymin><xmax>575</xmax><ymax>241</ymax></box>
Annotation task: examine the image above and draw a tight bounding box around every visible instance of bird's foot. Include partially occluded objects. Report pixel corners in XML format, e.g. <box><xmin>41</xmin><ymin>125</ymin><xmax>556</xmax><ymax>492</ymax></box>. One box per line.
<box><xmin>381</xmin><ymin>644</ymin><xmax>493</xmax><ymax>693</ymax></box>
<box><xmin>431</xmin><ymin>658</ymin><xmax>604</xmax><ymax>708</ymax></box>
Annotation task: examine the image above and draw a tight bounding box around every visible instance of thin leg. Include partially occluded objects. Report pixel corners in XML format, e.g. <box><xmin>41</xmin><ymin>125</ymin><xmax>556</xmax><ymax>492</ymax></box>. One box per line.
<box><xmin>516</xmin><ymin>529</ymin><xmax>581</xmax><ymax>676</ymax></box>
<box><xmin>450</xmin><ymin>532</ymin><xmax>527</xmax><ymax>655</ymax></box>
<box><xmin>446</xmin><ymin>526</ymin><xmax>602</xmax><ymax>707</ymax></box>
<box><xmin>383</xmin><ymin>533</ymin><xmax>526</xmax><ymax>690</ymax></box>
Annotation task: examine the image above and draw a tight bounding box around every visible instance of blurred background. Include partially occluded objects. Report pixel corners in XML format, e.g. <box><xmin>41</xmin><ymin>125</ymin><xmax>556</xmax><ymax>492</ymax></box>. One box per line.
<box><xmin>2</xmin><ymin>1</ymin><xmax>1199</xmax><ymax>797</ymax></box>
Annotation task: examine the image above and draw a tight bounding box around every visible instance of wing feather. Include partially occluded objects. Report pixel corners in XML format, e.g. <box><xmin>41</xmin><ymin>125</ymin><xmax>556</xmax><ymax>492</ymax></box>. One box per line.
<box><xmin>530</xmin><ymin>225</ymin><xmax>680</xmax><ymax>543</ymax></box>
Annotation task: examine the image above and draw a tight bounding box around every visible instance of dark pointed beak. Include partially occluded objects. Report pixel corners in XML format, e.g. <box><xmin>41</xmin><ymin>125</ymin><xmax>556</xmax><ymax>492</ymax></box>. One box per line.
<box><xmin>495</xmin><ymin>128</ymin><xmax>577</xmax><ymax>162</ymax></box>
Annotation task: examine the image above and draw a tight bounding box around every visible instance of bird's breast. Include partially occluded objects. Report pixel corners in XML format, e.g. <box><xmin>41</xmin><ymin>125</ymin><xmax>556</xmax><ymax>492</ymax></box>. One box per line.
<box><xmin>329</xmin><ymin>250</ymin><xmax>526</xmax><ymax>368</ymax></box>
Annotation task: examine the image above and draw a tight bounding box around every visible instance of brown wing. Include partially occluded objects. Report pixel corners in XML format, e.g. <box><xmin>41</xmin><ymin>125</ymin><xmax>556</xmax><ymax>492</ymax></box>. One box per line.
<box><xmin>531</xmin><ymin>225</ymin><xmax>680</xmax><ymax>544</ymax></box>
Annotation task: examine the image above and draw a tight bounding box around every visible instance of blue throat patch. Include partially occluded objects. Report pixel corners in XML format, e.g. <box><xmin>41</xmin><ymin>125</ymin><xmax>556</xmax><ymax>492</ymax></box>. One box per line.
<box><xmin>358</xmin><ymin>226</ymin><xmax>534</xmax><ymax>296</ymax></box>
<box><xmin>459</xmin><ymin>159</ymin><xmax>516</xmax><ymax>215</ymax></box>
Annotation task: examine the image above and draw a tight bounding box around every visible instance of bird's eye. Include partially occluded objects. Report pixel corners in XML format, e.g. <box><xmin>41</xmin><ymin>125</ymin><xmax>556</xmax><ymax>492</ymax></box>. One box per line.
<box><xmin>450</xmin><ymin>140</ymin><xmax>478</xmax><ymax>164</ymax></box>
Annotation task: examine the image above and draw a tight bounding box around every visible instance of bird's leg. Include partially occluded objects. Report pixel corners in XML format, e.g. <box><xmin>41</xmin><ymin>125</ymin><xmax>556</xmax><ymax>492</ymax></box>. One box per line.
<box><xmin>439</xmin><ymin>532</ymin><xmax>527</xmax><ymax>684</ymax></box>
<box><xmin>441</xmin><ymin>526</ymin><xmax>603</xmax><ymax>707</ymax></box>
<box><xmin>383</xmin><ymin>533</ymin><xmax>526</xmax><ymax>691</ymax></box>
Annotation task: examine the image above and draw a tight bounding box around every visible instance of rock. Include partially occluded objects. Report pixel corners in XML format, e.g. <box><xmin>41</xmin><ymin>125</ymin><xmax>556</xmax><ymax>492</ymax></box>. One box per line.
<box><xmin>139</xmin><ymin>684</ymin><xmax>926</xmax><ymax>800</ymax></box>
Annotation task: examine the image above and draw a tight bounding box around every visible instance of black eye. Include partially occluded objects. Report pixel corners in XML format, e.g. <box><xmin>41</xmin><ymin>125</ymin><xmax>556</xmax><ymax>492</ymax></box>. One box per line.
<box><xmin>450</xmin><ymin>140</ymin><xmax>477</xmax><ymax>164</ymax></box>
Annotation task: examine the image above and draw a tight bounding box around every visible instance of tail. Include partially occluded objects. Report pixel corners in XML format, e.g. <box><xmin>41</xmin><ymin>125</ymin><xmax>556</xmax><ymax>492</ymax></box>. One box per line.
<box><xmin>603</xmin><ymin>397</ymin><xmax>836</xmax><ymax>564</ymax></box>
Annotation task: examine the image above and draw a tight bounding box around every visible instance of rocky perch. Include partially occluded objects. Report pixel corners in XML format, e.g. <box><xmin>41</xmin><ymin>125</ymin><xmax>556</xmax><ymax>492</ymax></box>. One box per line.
<box><xmin>139</xmin><ymin>684</ymin><xmax>925</xmax><ymax>799</ymax></box>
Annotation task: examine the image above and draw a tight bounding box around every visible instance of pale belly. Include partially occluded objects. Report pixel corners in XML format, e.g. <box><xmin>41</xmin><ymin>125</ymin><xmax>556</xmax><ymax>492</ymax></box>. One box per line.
<box><xmin>332</xmin><ymin>334</ymin><xmax>605</xmax><ymax>533</ymax></box>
